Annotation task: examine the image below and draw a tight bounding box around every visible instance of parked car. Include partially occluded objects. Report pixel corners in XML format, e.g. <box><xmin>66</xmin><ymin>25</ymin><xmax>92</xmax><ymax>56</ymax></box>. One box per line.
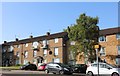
<box><xmin>38</xmin><ymin>63</ymin><xmax>47</xmax><ymax>71</ymax></box>
<box><xmin>45</xmin><ymin>62</ymin><xmax>73</xmax><ymax>75</ymax></box>
<box><xmin>20</xmin><ymin>63</ymin><xmax>37</xmax><ymax>70</ymax></box>
<box><xmin>86</xmin><ymin>62</ymin><xmax>120</xmax><ymax>76</ymax></box>
<box><xmin>71</xmin><ymin>64</ymin><xmax>87</xmax><ymax>73</ymax></box>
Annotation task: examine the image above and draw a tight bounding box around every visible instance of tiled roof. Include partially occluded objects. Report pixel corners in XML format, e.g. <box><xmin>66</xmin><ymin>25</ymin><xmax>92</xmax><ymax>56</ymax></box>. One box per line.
<box><xmin>3</xmin><ymin>32</ymin><xmax>68</xmax><ymax>45</ymax></box>
<box><xmin>99</xmin><ymin>27</ymin><xmax>120</xmax><ymax>36</ymax></box>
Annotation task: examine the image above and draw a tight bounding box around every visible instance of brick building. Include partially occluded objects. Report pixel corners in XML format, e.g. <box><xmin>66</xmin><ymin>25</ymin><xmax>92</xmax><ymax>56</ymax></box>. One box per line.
<box><xmin>1</xmin><ymin>27</ymin><xmax>120</xmax><ymax>66</ymax></box>
<box><xmin>76</xmin><ymin>27</ymin><xmax>120</xmax><ymax>65</ymax></box>
<box><xmin>99</xmin><ymin>27</ymin><xmax>120</xmax><ymax>65</ymax></box>
<box><xmin>1</xmin><ymin>32</ymin><xmax>68</xmax><ymax>66</ymax></box>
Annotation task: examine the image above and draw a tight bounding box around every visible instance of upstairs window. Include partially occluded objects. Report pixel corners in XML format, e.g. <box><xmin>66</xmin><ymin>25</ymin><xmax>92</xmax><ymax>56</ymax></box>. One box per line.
<box><xmin>10</xmin><ymin>46</ymin><xmax>14</xmax><ymax>52</ymax></box>
<box><xmin>17</xmin><ymin>45</ymin><xmax>20</xmax><ymax>48</ymax></box>
<box><xmin>116</xmin><ymin>34</ymin><xmax>120</xmax><ymax>40</ymax></box>
<box><xmin>54</xmin><ymin>47</ymin><xmax>58</xmax><ymax>56</ymax></box>
<box><xmin>117</xmin><ymin>46</ymin><xmax>120</xmax><ymax>55</ymax></box>
<box><xmin>24</xmin><ymin>51</ymin><xmax>28</xmax><ymax>58</ymax></box>
<box><xmin>32</xmin><ymin>41</ymin><xmax>39</xmax><ymax>48</ymax></box>
<box><xmin>54</xmin><ymin>38</ymin><xmax>58</xmax><ymax>43</ymax></box>
<box><xmin>25</xmin><ymin>43</ymin><xmax>29</xmax><ymax>47</ymax></box>
<box><xmin>43</xmin><ymin>49</ymin><xmax>47</xmax><ymax>56</ymax></box>
<box><xmin>99</xmin><ymin>36</ymin><xmax>106</xmax><ymax>42</ymax></box>
<box><xmin>33</xmin><ymin>50</ymin><xmax>37</xmax><ymax>57</ymax></box>
<box><xmin>100</xmin><ymin>47</ymin><xmax>106</xmax><ymax>56</ymax></box>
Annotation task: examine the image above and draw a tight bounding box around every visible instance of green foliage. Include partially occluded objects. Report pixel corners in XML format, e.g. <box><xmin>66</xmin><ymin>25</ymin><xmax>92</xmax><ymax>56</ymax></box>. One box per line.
<box><xmin>65</xmin><ymin>13</ymin><xmax>99</xmax><ymax>62</ymax></box>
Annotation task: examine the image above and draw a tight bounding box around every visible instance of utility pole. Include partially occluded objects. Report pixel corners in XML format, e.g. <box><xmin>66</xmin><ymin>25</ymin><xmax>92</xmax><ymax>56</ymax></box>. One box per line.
<box><xmin>95</xmin><ymin>45</ymin><xmax>99</xmax><ymax>76</ymax></box>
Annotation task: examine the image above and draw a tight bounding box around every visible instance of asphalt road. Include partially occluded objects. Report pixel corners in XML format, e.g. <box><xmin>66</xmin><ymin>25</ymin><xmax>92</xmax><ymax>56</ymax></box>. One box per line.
<box><xmin>0</xmin><ymin>70</ymin><xmax>110</xmax><ymax>76</ymax></box>
<box><xmin>1</xmin><ymin>70</ymin><xmax>86</xmax><ymax>76</ymax></box>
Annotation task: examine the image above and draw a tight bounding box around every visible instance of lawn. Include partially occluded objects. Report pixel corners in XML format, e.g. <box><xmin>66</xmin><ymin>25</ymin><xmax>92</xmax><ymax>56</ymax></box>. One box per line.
<box><xmin>0</xmin><ymin>66</ymin><xmax>20</xmax><ymax>70</ymax></box>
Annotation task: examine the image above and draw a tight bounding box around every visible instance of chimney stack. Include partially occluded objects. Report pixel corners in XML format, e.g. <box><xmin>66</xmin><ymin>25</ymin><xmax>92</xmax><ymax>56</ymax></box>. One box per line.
<box><xmin>16</xmin><ymin>38</ymin><xmax>19</xmax><ymax>41</ymax></box>
<box><xmin>46</xmin><ymin>32</ymin><xmax>50</xmax><ymax>36</ymax></box>
<box><xmin>30</xmin><ymin>35</ymin><xmax>33</xmax><ymax>38</ymax></box>
<box><xmin>4</xmin><ymin>41</ymin><xmax>7</xmax><ymax>43</ymax></box>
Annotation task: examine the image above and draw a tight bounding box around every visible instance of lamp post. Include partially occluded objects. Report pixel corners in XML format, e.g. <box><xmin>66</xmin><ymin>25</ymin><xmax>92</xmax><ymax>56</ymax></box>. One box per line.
<box><xmin>94</xmin><ymin>45</ymin><xmax>100</xmax><ymax>76</ymax></box>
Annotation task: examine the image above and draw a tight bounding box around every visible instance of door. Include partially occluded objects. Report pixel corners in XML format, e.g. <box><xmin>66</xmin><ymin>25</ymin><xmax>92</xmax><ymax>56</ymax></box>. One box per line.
<box><xmin>99</xmin><ymin>64</ymin><xmax>112</xmax><ymax>75</ymax></box>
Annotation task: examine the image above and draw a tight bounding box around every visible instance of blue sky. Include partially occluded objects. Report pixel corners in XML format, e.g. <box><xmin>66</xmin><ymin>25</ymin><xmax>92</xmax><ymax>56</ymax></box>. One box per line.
<box><xmin>1</xmin><ymin>2</ymin><xmax>119</xmax><ymax>43</ymax></box>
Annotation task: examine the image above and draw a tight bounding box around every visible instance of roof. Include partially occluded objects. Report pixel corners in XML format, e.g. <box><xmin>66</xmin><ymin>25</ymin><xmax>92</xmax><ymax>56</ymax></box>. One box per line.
<box><xmin>3</xmin><ymin>32</ymin><xmax>68</xmax><ymax>45</ymax></box>
<box><xmin>99</xmin><ymin>27</ymin><xmax>120</xmax><ymax>36</ymax></box>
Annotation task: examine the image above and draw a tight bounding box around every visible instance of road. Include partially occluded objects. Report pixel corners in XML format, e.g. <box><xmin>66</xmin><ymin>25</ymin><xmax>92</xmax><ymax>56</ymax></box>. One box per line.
<box><xmin>0</xmin><ymin>70</ymin><xmax>86</xmax><ymax>76</ymax></box>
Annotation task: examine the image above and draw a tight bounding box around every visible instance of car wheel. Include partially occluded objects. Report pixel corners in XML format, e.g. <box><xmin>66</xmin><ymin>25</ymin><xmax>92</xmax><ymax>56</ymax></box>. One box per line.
<box><xmin>45</xmin><ymin>69</ymin><xmax>49</xmax><ymax>74</ymax></box>
<box><xmin>87</xmin><ymin>71</ymin><xmax>94</xmax><ymax>76</ymax></box>
<box><xmin>111</xmin><ymin>72</ymin><xmax>119</xmax><ymax>76</ymax></box>
<box><xmin>59</xmin><ymin>70</ymin><xmax>64</xmax><ymax>75</ymax></box>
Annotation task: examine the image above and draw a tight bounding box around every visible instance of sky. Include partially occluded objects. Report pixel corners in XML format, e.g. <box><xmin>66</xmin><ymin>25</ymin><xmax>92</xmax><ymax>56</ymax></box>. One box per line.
<box><xmin>1</xmin><ymin>2</ymin><xmax>119</xmax><ymax>44</ymax></box>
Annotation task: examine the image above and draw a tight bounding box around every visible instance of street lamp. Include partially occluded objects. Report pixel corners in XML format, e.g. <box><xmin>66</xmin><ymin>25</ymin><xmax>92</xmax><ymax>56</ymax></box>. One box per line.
<box><xmin>94</xmin><ymin>45</ymin><xmax>100</xmax><ymax>76</ymax></box>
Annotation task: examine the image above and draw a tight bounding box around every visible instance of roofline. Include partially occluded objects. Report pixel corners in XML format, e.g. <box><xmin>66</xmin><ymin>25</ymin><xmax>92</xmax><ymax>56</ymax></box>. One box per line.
<box><xmin>3</xmin><ymin>32</ymin><xmax>68</xmax><ymax>45</ymax></box>
<box><xmin>99</xmin><ymin>27</ymin><xmax>120</xmax><ymax>36</ymax></box>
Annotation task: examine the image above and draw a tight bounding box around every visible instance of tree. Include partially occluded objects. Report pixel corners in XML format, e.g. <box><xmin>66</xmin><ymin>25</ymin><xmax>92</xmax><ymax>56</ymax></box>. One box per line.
<box><xmin>65</xmin><ymin>13</ymin><xmax>99</xmax><ymax>63</ymax></box>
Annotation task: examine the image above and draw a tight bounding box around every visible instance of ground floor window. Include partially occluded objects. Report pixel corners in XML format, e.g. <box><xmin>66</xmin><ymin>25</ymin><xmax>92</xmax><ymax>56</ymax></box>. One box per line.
<box><xmin>16</xmin><ymin>60</ymin><xmax>19</xmax><ymax>65</ymax></box>
<box><xmin>53</xmin><ymin>58</ymin><xmax>60</xmax><ymax>63</ymax></box>
<box><xmin>116</xmin><ymin>58</ymin><xmax>120</xmax><ymax>65</ymax></box>
<box><xmin>23</xmin><ymin>60</ymin><xmax>28</xmax><ymax>65</ymax></box>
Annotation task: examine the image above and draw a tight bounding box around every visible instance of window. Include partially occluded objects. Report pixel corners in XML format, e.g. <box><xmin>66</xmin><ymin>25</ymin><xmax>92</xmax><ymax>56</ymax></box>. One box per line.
<box><xmin>43</xmin><ymin>40</ymin><xmax>49</xmax><ymax>44</ymax></box>
<box><xmin>53</xmin><ymin>58</ymin><xmax>60</xmax><ymax>63</ymax></box>
<box><xmin>54</xmin><ymin>47</ymin><xmax>58</xmax><ymax>56</ymax></box>
<box><xmin>3</xmin><ymin>49</ymin><xmax>6</xmax><ymax>52</ymax></box>
<box><xmin>24</xmin><ymin>51</ymin><xmax>28</xmax><ymax>58</ymax></box>
<box><xmin>33</xmin><ymin>50</ymin><xmax>37</xmax><ymax>57</ymax></box>
<box><xmin>54</xmin><ymin>38</ymin><xmax>58</xmax><ymax>43</ymax></box>
<box><xmin>10</xmin><ymin>46</ymin><xmax>14</xmax><ymax>52</ymax></box>
<box><xmin>99</xmin><ymin>36</ymin><xmax>106</xmax><ymax>42</ymax></box>
<box><xmin>32</xmin><ymin>41</ymin><xmax>39</xmax><ymax>48</ymax></box>
<box><xmin>44</xmin><ymin>59</ymin><xmax>47</xmax><ymax>63</ymax></box>
<box><xmin>100</xmin><ymin>47</ymin><xmax>106</xmax><ymax>56</ymax></box>
<box><xmin>16</xmin><ymin>60</ymin><xmax>19</xmax><ymax>65</ymax></box>
<box><xmin>117</xmin><ymin>46</ymin><xmax>120</xmax><ymax>55</ymax></box>
<box><xmin>116</xmin><ymin>34</ymin><xmax>120</xmax><ymax>39</ymax></box>
<box><xmin>17</xmin><ymin>45</ymin><xmax>20</xmax><ymax>48</ymax></box>
<box><xmin>16</xmin><ymin>51</ymin><xmax>19</xmax><ymax>57</ymax></box>
<box><xmin>116</xmin><ymin>58</ymin><xmax>120</xmax><ymax>65</ymax></box>
<box><xmin>23</xmin><ymin>60</ymin><xmax>28</xmax><ymax>65</ymax></box>
<box><xmin>43</xmin><ymin>49</ymin><xmax>47</xmax><ymax>56</ymax></box>
<box><xmin>25</xmin><ymin>43</ymin><xmax>29</xmax><ymax>47</ymax></box>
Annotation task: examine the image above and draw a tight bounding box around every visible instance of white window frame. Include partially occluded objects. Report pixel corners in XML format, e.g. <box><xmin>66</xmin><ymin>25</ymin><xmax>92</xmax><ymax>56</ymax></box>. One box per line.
<box><xmin>117</xmin><ymin>46</ymin><xmax>120</xmax><ymax>55</ymax></box>
<box><xmin>32</xmin><ymin>41</ymin><xmax>39</xmax><ymax>48</ymax></box>
<box><xmin>99</xmin><ymin>36</ymin><xmax>106</xmax><ymax>42</ymax></box>
<box><xmin>100</xmin><ymin>47</ymin><xmax>106</xmax><ymax>56</ymax></box>
<box><xmin>54</xmin><ymin>47</ymin><xmax>58</xmax><ymax>56</ymax></box>
<box><xmin>17</xmin><ymin>45</ymin><xmax>20</xmax><ymax>48</ymax></box>
<box><xmin>25</xmin><ymin>43</ymin><xmax>29</xmax><ymax>47</ymax></box>
<box><xmin>116</xmin><ymin>34</ymin><xmax>120</xmax><ymax>40</ymax></box>
<box><xmin>23</xmin><ymin>60</ymin><xmax>28</xmax><ymax>65</ymax></box>
<box><xmin>24</xmin><ymin>51</ymin><xmax>28</xmax><ymax>58</ymax></box>
<box><xmin>54</xmin><ymin>38</ymin><xmax>58</xmax><ymax>43</ymax></box>
<box><xmin>33</xmin><ymin>50</ymin><xmax>37</xmax><ymax>57</ymax></box>
<box><xmin>43</xmin><ymin>49</ymin><xmax>47</xmax><ymax>56</ymax></box>
<box><xmin>10</xmin><ymin>46</ymin><xmax>14</xmax><ymax>52</ymax></box>
<box><xmin>53</xmin><ymin>58</ymin><xmax>60</xmax><ymax>63</ymax></box>
<box><xmin>116</xmin><ymin>58</ymin><xmax>120</xmax><ymax>65</ymax></box>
